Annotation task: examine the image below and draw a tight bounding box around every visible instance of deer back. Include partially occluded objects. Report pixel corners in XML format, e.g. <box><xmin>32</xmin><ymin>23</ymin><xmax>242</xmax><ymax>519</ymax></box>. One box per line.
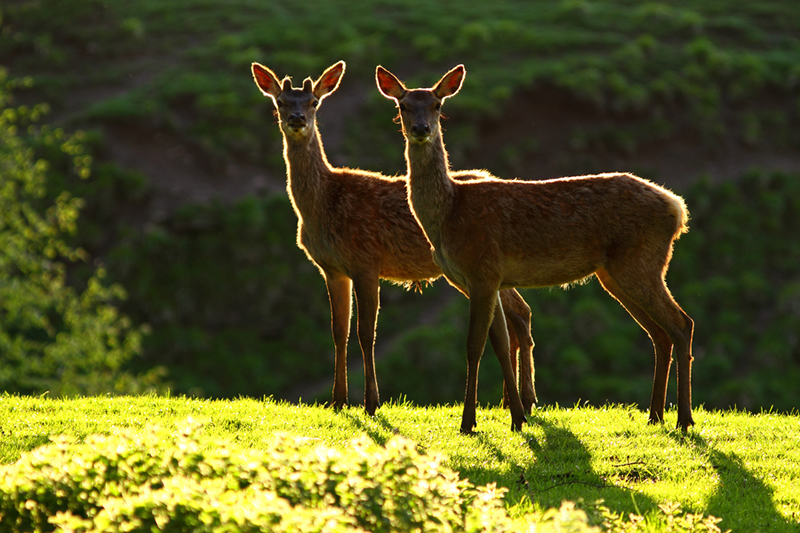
<box><xmin>438</xmin><ymin>172</ymin><xmax>688</xmax><ymax>289</ymax></box>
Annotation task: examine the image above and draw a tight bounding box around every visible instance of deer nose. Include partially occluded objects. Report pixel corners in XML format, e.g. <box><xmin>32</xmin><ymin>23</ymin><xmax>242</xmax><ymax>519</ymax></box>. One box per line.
<box><xmin>411</xmin><ymin>123</ymin><xmax>430</xmax><ymax>138</ymax></box>
<box><xmin>287</xmin><ymin>113</ymin><xmax>306</xmax><ymax>128</ymax></box>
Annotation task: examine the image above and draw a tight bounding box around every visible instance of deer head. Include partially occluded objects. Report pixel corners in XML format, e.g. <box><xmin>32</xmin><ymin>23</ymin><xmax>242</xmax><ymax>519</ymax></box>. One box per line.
<box><xmin>376</xmin><ymin>65</ymin><xmax>465</xmax><ymax>144</ymax></box>
<box><xmin>251</xmin><ymin>61</ymin><xmax>345</xmax><ymax>139</ymax></box>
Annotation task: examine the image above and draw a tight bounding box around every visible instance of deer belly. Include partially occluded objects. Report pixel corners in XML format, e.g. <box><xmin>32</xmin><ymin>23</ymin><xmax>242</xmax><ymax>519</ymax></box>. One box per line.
<box><xmin>502</xmin><ymin>255</ymin><xmax>598</xmax><ymax>289</ymax></box>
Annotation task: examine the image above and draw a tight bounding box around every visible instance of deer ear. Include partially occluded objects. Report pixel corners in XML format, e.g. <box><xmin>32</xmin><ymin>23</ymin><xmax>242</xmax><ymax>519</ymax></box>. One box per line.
<box><xmin>252</xmin><ymin>63</ymin><xmax>282</xmax><ymax>100</ymax></box>
<box><xmin>376</xmin><ymin>66</ymin><xmax>406</xmax><ymax>100</ymax></box>
<box><xmin>313</xmin><ymin>60</ymin><xmax>345</xmax><ymax>100</ymax></box>
<box><xmin>433</xmin><ymin>65</ymin><xmax>465</xmax><ymax>100</ymax></box>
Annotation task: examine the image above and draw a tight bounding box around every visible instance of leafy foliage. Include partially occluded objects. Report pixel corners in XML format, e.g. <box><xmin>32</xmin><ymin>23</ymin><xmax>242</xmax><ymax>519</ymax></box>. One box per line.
<box><xmin>670</xmin><ymin>171</ymin><xmax>800</xmax><ymax>410</ymax></box>
<box><xmin>108</xmin><ymin>196</ymin><xmax>334</xmax><ymax>398</ymax></box>
<box><xmin>0</xmin><ymin>71</ymin><xmax>148</xmax><ymax>396</ymax></box>
<box><xmin>599</xmin><ymin>502</ymin><xmax>726</xmax><ymax>532</ymax></box>
<box><xmin>0</xmin><ymin>421</ymin><xmax>516</xmax><ymax>533</ymax></box>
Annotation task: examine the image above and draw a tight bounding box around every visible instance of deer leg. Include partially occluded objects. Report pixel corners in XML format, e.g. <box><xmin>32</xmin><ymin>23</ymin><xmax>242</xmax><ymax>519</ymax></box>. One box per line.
<box><xmin>488</xmin><ymin>294</ymin><xmax>528</xmax><ymax>432</ymax></box>
<box><xmin>675</xmin><ymin>315</ymin><xmax>695</xmax><ymax>430</ymax></box>
<box><xmin>496</xmin><ymin>292</ymin><xmax>519</xmax><ymax>409</ymax></box>
<box><xmin>596</xmin><ymin>268</ymin><xmax>672</xmax><ymax>424</ymax></box>
<box><xmin>461</xmin><ymin>285</ymin><xmax>498</xmax><ymax>434</ymax></box>
<box><xmin>352</xmin><ymin>273</ymin><xmax>381</xmax><ymax>416</ymax></box>
<box><xmin>501</xmin><ymin>289</ymin><xmax>536</xmax><ymax>412</ymax></box>
<box><xmin>499</xmin><ymin>320</ymin><xmax>519</xmax><ymax>409</ymax></box>
<box><xmin>324</xmin><ymin>270</ymin><xmax>353</xmax><ymax>410</ymax></box>
<box><xmin>604</xmin><ymin>266</ymin><xmax>695</xmax><ymax>430</ymax></box>
<box><xmin>645</xmin><ymin>291</ymin><xmax>694</xmax><ymax>430</ymax></box>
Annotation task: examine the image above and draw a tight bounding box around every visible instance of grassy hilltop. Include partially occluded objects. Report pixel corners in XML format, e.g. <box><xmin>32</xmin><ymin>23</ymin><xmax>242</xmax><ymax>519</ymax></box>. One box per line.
<box><xmin>1</xmin><ymin>397</ymin><xmax>800</xmax><ymax>531</ymax></box>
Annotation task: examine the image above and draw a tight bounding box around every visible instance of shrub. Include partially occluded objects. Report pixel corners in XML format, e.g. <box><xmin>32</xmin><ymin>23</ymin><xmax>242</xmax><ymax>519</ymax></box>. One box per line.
<box><xmin>0</xmin><ymin>421</ymin><xmax>516</xmax><ymax>533</ymax></box>
<box><xmin>0</xmin><ymin>70</ymin><xmax>149</xmax><ymax>395</ymax></box>
<box><xmin>107</xmin><ymin>195</ymin><xmax>334</xmax><ymax>398</ymax></box>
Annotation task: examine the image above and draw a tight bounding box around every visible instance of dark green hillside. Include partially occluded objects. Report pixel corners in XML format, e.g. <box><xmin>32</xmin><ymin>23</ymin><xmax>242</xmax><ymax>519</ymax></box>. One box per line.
<box><xmin>4</xmin><ymin>0</ymin><xmax>800</xmax><ymax>179</ymax></box>
<box><xmin>1</xmin><ymin>0</ymin><xmax>798</xmax><ymax>412</ymax></box>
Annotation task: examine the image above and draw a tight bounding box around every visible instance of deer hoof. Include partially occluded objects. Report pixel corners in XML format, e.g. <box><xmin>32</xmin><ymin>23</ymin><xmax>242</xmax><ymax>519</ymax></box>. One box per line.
<box><xmin>511</xmin><ymin>415</ymin><xmax>527</xmax><ymax>432</ymax></box>
<box><xmin>364</xmin><ymin>400</ymin><xmax>379</xmax><ymax>417</ymax></box>
<box><xmin>460</xmin><ymin>420</ymin><xmax>477</xmax><ymax>435</ymax></box>
<box><xmin>676</xmin><ymin>416</ymin><xmax>695</xmax><ymax>432</ymax></box>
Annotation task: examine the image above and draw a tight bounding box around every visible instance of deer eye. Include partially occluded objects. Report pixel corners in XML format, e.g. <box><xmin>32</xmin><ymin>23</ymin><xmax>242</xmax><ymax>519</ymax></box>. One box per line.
<box><xmin>434</xmin><ymin>103</ymin><xmax>441</xmax><ymax>111</ymax></box>
<box><xmin>276</xmin><ymin>100</ymin><xmax>285</xmax><ymax>109</ymax></box>
<box><xmin>399</xmin><ymin>103</ymin><xmax>407</xmax><ymax>112</ymax></box>
<box><xmin>311</xmin><ymin>100</ymin><xmax>319</xmax><ymax>108</ymax></box>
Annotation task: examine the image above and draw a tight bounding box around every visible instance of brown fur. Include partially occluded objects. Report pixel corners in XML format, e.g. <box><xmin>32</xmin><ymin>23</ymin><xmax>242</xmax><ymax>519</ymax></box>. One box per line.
<box><xmin>377</xmin><ymin>64</ymin><xmax>695</xmax><ymax>433</ymax></box>
<box><xmin>251</xmin><ymin>61</ymin><xmax>536</xmax><ymax>416</ymax></box>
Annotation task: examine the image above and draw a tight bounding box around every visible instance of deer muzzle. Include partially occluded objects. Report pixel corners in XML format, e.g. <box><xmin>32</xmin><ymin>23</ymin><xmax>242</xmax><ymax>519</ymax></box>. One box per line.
<box><xmin>410</xmin><ymin>123</ymin><xmax>431</xmax><ymax>142</ymax></box>
<box><xmin>286</xmin><ymin>113</ymin><xmax>307</xmax><ymax>132</ymax></box>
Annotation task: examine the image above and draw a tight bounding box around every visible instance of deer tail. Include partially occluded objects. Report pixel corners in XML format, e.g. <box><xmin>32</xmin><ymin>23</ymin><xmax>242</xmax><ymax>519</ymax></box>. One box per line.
<box><xmin>663</xmin><ymin>190</ymin><xmax>690</xmax><ymax>238</ymax></box>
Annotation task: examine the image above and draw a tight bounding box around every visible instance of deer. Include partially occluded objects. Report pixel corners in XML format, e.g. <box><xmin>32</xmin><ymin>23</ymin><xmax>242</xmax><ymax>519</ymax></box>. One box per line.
<box><xmin>251</xmin><ymin>60</ymin><xmax>535</xmax><ymax>425</ymax></box>
<box><xmin>376</xmin><ymin>64</ymin><xmax>695</xmax><ymax>433</ymax></box>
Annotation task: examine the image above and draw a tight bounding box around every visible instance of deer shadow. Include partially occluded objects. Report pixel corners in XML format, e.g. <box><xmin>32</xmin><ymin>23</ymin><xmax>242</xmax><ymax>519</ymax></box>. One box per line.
<box><xmin>340</xmin><ymin>407</ymin><xmax>797</xmax><ymax>529</ymax></box>
<box><xmin>345</xmin><ymin>408</ymin><xmax>658</xmax><ymax>518</ymax></box>
<box><xmin>671</xmin><ymin>432</ymin><xmax>796</xmax><ymax>532</ymax></box>
<box><xmin>517</xmin><ymin>415</ymin><xmax>658</xmax><ymax>516</ymax></box>
<box><xmin>432</xmin><ymin>413</ymin><xmax>658</xmax><ymax>517</ymax></box>
<box><xmin>339</xmin><ymin>408</ymin><xmax>399</xmax><ymax>447</ymax></box>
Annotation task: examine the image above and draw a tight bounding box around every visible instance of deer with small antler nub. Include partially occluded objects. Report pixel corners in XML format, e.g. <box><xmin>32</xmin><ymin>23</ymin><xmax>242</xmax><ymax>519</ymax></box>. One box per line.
<box><xmin>251</xmin><ymin>61</ymin><xmax>535</xmax><ymax>424</ymax></box>
<box><xmin>377</xmin><ymin>64</ymin><xmax>695</xmax><ymax>433</ymax></box>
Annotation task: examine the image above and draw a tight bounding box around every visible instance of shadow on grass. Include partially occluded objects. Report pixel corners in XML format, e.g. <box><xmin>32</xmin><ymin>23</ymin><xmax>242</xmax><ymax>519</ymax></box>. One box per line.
<box><xmin>339</xmin><ymin>409</ymin><xmax>398</xmax><ymax>447</ymax></box>
<box><xmin>673</xmin><ymin>432</ymin><xmax>795</xmax><ymax>532</ymax></box>
<box><xmin>520</xmin><ymin>415</ymin><xmax>658</xmax><ymax>515</ymax></box>
<box><xmin>0</xmin><ymin>434</ymin><xmax>52</xmax><ymax>464</ymax></box>
<box><xmin>449</xmin><ymin>413</ymin><xmax>658</xmax><ymax>518</ymax></box>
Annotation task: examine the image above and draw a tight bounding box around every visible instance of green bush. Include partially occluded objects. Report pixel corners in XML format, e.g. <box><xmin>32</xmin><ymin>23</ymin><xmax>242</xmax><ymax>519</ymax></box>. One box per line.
<box><xmin>107</xmin><ymin>196</ymin><xmax>334</xmax><ymax>398</ymax></box>
<box><xmin>0</xmin><ymin>71</ymin><xmax>149</xmax><ymax>396</ymax></box>
<box><xmin>0</xmin><ymin>422</ymin><xmax>516</xmax><ymax>533</ymax></box>
<box><xmin>671</xmin><ymin>171</ymin><xmax>800</xmax><ymax>410</ymax></box>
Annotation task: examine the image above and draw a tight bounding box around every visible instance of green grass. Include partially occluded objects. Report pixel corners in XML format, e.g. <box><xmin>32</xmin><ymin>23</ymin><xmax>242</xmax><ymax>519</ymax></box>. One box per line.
<box><xmin>1</xmin><ymin>396</ymin><xmax>798</xmax><ymax>531</ymax></box>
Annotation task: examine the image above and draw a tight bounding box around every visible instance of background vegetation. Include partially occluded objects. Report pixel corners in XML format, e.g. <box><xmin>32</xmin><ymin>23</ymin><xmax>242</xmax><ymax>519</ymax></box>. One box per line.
<box><xmin>1</xmin><ymin>0</ymin><xmax>799</xmax><ymax>414</ymax></box>
<box><xmin>0</xmin><ymin>73</ymin><xmax>149</xmax><ymax>396</ymax></box>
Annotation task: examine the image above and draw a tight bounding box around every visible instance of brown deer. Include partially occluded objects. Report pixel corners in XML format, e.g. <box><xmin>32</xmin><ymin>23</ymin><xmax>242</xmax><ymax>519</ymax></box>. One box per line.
<box><xmin>376</xmin><ymin>64</ymin><xmax>695</xmax><ymax>433</ymax></box>
<box><xmin>251</xmin><ymin>61</ymin><xmax>535</xmax><ymax>423</ymax></box>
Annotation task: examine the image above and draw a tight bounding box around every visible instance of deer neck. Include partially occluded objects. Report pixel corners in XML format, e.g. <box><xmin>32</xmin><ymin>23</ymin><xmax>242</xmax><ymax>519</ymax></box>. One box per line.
<box><xmin>405</xmin><ymin>133</ymin><xmax>455</xmax><ymax>249</ymax></box>
<box><xmin>282</xmin><ymin>125</ymin><xmax>329</xmax><ymax>219</ymax></box>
